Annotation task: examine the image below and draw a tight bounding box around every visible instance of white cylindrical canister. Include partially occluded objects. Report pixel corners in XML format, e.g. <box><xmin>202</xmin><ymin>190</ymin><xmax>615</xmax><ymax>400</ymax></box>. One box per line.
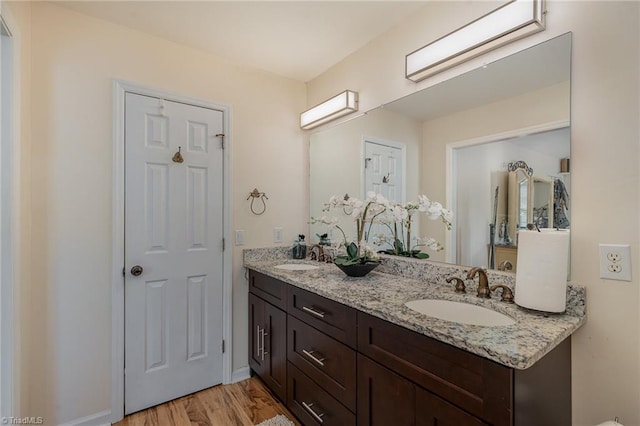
<box><xmin>515</xmin><ymin>229</ymin><xmax>570</xmax><ymax>312</ymax></box>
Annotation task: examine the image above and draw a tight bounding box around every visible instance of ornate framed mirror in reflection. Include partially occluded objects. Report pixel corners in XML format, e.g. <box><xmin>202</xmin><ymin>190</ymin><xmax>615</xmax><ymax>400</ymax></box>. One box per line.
<box><xmin>310</xmin><ymin>32</ymin><xmax>572</xmax><ymax>273</ymax></box>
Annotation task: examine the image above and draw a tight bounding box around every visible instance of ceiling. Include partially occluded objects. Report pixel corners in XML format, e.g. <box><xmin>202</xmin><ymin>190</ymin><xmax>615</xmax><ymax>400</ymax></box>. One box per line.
<box><xmin>55</xmin><ymin>1</ymin><xmax>428</xmax><ymax>82</ymax></box>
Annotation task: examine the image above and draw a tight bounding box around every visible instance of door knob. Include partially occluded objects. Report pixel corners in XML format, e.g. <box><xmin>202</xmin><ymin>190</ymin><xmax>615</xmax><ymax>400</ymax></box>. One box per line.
<box><xmin>130</xmin><ymin>265</ymin><xmax>144</xmax><ymax>276</ymax></box>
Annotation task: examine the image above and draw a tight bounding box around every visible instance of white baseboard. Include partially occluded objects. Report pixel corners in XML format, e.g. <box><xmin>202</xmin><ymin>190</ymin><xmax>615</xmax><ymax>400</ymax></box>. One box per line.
<box><xmin>231</xmin><ymin>366</ymin><xmax>251</xmax><ymax>383</ymax></box>
<box><xmin>58</xmin><ymin>409</ymin><xmax>111</xmax><ymax>426</ymax></box>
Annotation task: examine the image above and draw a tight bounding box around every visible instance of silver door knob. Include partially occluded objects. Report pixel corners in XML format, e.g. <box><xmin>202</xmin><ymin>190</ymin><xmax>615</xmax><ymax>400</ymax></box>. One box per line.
<box><xmin>130</xmin><ymin>265</ymin><xmax>143</xmax><ymax>276</ymax></box>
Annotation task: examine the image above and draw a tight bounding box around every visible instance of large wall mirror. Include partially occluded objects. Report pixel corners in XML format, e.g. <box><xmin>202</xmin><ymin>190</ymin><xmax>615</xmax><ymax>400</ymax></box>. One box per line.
<box><xmin>310</xmin><ymin>33</ymin><xmax>571</xmax><ymax>273</ymax></box>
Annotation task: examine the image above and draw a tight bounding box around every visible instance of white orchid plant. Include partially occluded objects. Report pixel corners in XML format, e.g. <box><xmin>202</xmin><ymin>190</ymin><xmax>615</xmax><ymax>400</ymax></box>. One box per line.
<box><xmin>310</xmin><ymin>191</ymin><xmax>452</xmax><ymax>265</ymax></box>
<box><xmin>378</xmin><ymin>195</ymin><xmax>453</xmax><ymax>259</ymax></box>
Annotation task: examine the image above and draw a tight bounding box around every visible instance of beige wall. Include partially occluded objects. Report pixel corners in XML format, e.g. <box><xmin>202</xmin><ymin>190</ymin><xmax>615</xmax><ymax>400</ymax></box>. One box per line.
<box><xmin>8</xmin><ymin>2</ymin><xmax>307</xmax><ymax>424</ymax></box>
<box><xmin>308</xmin><ymin>1</ymin><xmax>640</xmax><ymax>425</ymax></box>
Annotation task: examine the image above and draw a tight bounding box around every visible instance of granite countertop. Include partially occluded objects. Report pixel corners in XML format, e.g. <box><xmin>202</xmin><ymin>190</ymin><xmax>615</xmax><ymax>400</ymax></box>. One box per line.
<box><xmin>243</xmin><ymin>248</ymin><xmax>586</xmax><ymax>370</ymax></box>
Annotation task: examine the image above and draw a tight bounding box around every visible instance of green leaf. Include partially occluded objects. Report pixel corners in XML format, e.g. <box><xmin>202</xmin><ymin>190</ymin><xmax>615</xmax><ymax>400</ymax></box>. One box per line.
<box><xmin>413</xmin><ymin>252</ymin><xmax>430</xmax><ymax>259</ymax></box>
<box><xmin>334</xmin><ymin>256</ymin><xmax>360</xmax><ymax>266</ymax></box>
<box><xmin>346</xmin><ymin>242</ymin><xmax>358</xmax><ymax>259</ymax></box>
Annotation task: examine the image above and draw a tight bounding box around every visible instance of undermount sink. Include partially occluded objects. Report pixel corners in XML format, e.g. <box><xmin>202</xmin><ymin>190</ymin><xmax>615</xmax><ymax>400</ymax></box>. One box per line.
<box><xmin>404</xmin><ymin>299</ymin><xmax>516</xmax><ymax>327</ymax></box>
<box><xmin>274</xmin><ymin>264</ymin><xmax>320</xmax><ymax>271</ymax></box>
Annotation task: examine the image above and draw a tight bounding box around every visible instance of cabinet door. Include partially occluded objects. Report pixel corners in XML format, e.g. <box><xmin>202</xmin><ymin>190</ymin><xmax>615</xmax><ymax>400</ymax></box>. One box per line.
<box><xmin>416</xmin><ymin>387</ymin><xmax>488</xmax><ymax>426</ymax></box>
<box><xmin>357</xmin><ymin>354</ymin><xmax>415</xmax><ymax>426</ymax></box>
<box><xmin>249</xmin><ymin>293</ymin><xmax>266</xmax><ymax>376</ymax></box>
<box><xmin>263</xmin><ymin>300</ymin><xmax>287</xmax><ymax>401</ymax></box>
<box><xmin>249</xmin><ymin>293</ymin><xmax>287</xmax><ymax>401</ymax></box>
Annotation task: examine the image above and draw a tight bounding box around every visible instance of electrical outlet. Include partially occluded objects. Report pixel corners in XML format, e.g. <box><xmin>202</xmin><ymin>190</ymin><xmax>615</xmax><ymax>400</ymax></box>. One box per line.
<box><xmin>235</xmin><ymin>229</ymin><xmax>245</xmax><ymax>246</ymax></box>
<box><xmin>607</xmin><ymin>252</ymin><xmax>621</xmax><ymax>262</ymax></box>
<box><xmin>273</xmin><ymin>227</ymin><xmax>283</xmax><ymax>243</ymax></box>
<box><xmin>608</xmin><ymin>264</ymin><xmax>622</xmax><ymax>273</ymax></box>
<box><xmin>599</xmin><ymin>244</ymin><xmax>631</xmax><ymax>281</ymax></box>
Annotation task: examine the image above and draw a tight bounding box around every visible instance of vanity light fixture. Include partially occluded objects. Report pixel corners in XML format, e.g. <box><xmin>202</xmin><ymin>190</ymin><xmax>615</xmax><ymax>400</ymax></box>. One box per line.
<box><xmin>300</xmin><ymin>90</ymin><xmax>359</xmax><ymax>129</ymax></box>
<box><xmin>405</xmin><ymin>0</ymin><xmax>546</xmax><ymax>82</ymax></box>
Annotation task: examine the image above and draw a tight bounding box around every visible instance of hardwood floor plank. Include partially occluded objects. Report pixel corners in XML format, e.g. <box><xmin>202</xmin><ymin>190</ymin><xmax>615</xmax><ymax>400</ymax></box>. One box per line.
<box><xmin>115</xmin><ymin>377</ymin><xmax>298</xmax><ymax>426</ymax></box>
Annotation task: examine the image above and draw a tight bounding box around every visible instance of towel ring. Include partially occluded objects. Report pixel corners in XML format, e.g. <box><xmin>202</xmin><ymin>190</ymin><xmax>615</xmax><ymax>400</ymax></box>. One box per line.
<box><xmin>247</xmin><ymin>188</ymin><xmax>268</xmax><ymax>215</ymax></box>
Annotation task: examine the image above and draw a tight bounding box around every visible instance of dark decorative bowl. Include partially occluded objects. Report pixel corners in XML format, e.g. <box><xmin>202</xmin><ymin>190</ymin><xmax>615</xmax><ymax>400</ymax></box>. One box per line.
<box><xmin>335</xmin><ymin>261</ymin><xmax>380</xmax><ymax>277</ymax></box>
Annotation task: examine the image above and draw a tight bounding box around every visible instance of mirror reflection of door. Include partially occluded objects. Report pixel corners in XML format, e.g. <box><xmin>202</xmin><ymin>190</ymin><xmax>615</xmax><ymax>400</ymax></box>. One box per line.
<box><xmin>364</xmin><ymin>139</ymin><xmax>405</xmax><ymax>203</ymax></box>
<box><xmin>363</xmin><ymin>138</ymin><xmax>406</xmax><ymax>247</ymax></box>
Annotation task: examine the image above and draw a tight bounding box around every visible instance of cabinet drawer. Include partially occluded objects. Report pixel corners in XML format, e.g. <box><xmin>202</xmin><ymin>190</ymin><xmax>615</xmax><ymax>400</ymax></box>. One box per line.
<box><xmin>288</xmin><ymin>286</ymin><xmax>357</xmax><ymax>348</ymax></box>
<box><xmin>249</xmin><ymin>270</ymin><xmax>287</xmax><ymax>310</ymax></box>
<box><xmin>288</xmin><ymin>362</ymin><xmax>356</xmax><ymax>426</ymax></box>
<box><xmin>357</xmin><ymin>312</ymin><xmax>512</xmax><ymax>426</ymax></box>
<box><xmin>288</xmin><ymin>316</ymin><xmax>356</xmax><ymax>412</ymax></box>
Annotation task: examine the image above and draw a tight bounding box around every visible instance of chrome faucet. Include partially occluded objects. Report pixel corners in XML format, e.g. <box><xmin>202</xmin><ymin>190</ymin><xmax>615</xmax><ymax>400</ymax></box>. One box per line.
<box><xmin>467</xmin><ymin>267</ymin><xmax>491</xmax><ymax>299</ymax></box>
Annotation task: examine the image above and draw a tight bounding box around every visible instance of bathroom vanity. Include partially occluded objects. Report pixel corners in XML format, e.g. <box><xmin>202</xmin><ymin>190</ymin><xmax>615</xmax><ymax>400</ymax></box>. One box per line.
<box><xmin>245</xmin><ymin>248</ymin><xmax>585</xmax><ymax>426</ymax></box>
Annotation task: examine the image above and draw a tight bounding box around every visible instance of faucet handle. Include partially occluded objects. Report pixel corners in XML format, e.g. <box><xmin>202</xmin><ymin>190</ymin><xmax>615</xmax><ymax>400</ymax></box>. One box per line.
<box><xmin>446</xmin><ymin>276</ymin><xmax>466</xmax><ymax>294</ymax></box>
<box><xmin>497</xmin><ymin>260</ymin><xmax>513</xmax><ymax>271</ymax></box>
<box><xmin>489</xmin><ymin>284</ymin><xmax>515</xmax><ymax>303</ymax></box>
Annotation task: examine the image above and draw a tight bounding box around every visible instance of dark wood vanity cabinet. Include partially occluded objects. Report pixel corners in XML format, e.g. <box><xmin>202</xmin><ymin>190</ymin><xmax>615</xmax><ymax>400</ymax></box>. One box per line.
<box><xmin>287</xmin><ymin>286</ymin><xmax>358</xmax><ymax>425</ymax></box>
<box><xmin>357</xmin><ymin>311</ymin><xmax>572</xmax><ymax>426</ymax></box>
<box><xmin>248</xmin><ymin>273</ymin><xmax>287</xmax><ymax>402</ymax></box>
<box><xmin>248</xmin><ymin>270</ymin><xmax>572</xmax><ymax>426</ymax></box>
<box><xmin>357</xmin><ymin>354</ymin><xmax>488</xmax><ymax>426</ymax></box>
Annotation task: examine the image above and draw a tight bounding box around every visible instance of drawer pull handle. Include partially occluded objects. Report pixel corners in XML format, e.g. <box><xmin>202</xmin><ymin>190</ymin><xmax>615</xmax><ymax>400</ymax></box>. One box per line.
<box><xmin>302</xmin><ymin>349</ymin><xmax>325</xmax><ymax>367</ymax></box>
<box><xmin>262</xmin><ymin>330</ymin><xmax>269</xmax><ymax>359</ymax></box>
<box><xmin>256</xmin><ymin>326</ymin><xmax>261</xmax><ymax>358</ymax></box>
<box><xmin>302</xmin><ymin>306</ymin><xmax>326</xmax><ymax>318</ymax></box>
<box><xmin>256</xmin><ymin>327</ymin><xmax>269</xmax><ymax>360</ymax></box>
<box><xmin>302</xmin><ymin>401</ymin><xmax>325</xmax><ymax>423</ymax></box>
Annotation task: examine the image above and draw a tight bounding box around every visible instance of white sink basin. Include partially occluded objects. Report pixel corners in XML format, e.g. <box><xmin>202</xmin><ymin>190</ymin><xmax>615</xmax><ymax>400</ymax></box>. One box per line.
<box><xmin>274</xmin><ymin>264</ymin><xmax>320</xmax><ymax>271</ymax></box>
<box><xmin>404</xmin><ymin>299</ymin><xmax>516</xmax><ymax>327</ymax></box>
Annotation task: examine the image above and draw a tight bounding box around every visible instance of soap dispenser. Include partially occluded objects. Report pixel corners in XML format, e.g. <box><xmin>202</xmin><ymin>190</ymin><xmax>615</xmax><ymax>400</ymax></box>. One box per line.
<box><xmin>292</xmin><ymin>234</ymin><xmax>307</xmax><ymax>259</ymax></box>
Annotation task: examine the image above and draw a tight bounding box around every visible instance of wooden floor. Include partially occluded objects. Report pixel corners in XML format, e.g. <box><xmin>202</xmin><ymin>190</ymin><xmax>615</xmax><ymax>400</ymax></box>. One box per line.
<box><xmin>115</xmin><ymin>377</ymin><xmax>300</xmax><ymax>426</ymax></box>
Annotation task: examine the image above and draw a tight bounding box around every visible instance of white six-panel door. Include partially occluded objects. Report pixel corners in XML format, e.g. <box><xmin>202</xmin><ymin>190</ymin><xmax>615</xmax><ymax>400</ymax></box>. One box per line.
<box><xmin>364</xmin><ymin>140</ymin><xmax>404</xmax><ymax>203</ymax></box>
<box><xmin>364</xmin><ymin>139</ymin><xmax>405</xmax><ymax>249</ymax></box>
<box><xmin>124</xmin><ymin>93</ymin><xmax>224</xmax><ymax>414</ymax></box>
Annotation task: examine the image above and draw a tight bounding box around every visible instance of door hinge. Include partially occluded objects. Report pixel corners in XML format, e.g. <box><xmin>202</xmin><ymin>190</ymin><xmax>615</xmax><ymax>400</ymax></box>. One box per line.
<box><xmin>221</xmin><ymin>340</ymin><xmax>226</xmax><ymax>353</ymax></box>
<box><xmin>216</xmin><ymin>133</ymin><xmax>225</xmax><ymax>149</ymax></box>
<box><xmin>122</xmin><ymin>267</ymin><xmax>125</xmax><ymax>277</ymax></box>
<box><xmin>222</xmin><ymin>238</ymin><xmax>226</xmax><ymax>250</ymax></box>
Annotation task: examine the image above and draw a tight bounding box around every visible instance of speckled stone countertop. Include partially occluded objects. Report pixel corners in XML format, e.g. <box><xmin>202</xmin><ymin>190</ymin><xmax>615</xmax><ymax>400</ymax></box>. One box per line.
<box><xmin>243</xmin><ymin>247</ymin><xmax>586</xmax><ymax>370</ymax></box>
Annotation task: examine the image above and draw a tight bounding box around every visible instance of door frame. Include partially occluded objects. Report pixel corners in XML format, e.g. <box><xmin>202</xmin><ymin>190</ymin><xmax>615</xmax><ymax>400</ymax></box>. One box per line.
<box><xmin>444</xmin><ymin>119</ymin><xmax>569</xmax><ymax>264</ymax></box>
<box><xmin>0</xmin><ymin>9</ymin><xmax>16</xmax><ymax>418</ymax></box>
<box><xmin>111</xmin><ymin>80</ymin><xmax>232</xmax><ymax>422</ymax></box>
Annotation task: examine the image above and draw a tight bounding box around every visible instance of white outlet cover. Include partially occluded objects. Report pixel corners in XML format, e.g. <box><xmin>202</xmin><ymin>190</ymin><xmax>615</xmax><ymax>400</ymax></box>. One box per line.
<box><xmin>235</xmin><ymin>229</ymin><xmax>245</xmax><ymax>246</ymax></box>
<box><xmin>273</xmin><ymin>227</ymin><xmax>283</xmax><ymax>243</ymax></box>
<box><xmin>599</xmin><ymin>244</ymin><xmax>631</xmax><ymax>281</ymax></box>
